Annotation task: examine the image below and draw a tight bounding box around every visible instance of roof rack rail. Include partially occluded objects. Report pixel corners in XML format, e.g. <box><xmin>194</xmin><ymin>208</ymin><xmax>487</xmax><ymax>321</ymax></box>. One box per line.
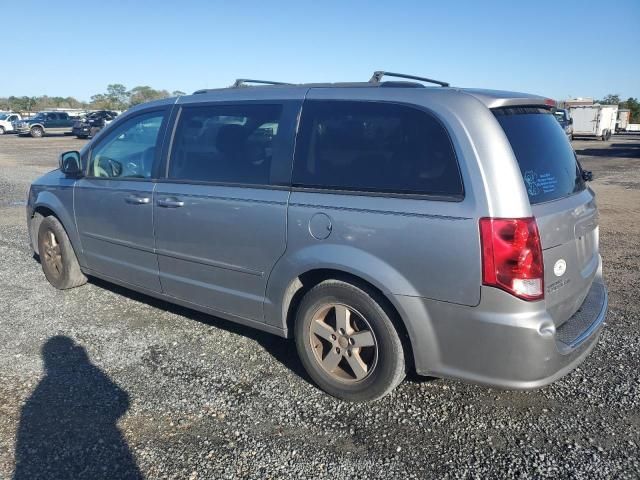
<box><xmin>369</xmin><ymin>71</ymin><xmax>450</xmax><ymax>87</ymax></box>
<box><xmin>232</xmin><ymin>78</ymin><xmax>293</xmax><ymax>88</ymax></box>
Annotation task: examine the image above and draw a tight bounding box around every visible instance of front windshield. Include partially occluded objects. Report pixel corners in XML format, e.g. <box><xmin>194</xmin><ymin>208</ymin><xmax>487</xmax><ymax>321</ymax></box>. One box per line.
<box><xmin>553</xmin><ymin>111</ymin><xmax>566</xmax><ymax>122</ymax></box>
<box><xmin>0</xmin><ymin>114</ymin><xmax>8</xmax><ymax>120</ymax></box>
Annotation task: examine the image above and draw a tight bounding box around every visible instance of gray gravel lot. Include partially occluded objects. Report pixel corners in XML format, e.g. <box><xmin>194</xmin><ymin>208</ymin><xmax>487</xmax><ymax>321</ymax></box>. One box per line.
<box><xmin>0</xmin><ymin>133</ymin><xmax>639</xmax><ymax>479</ymax></box>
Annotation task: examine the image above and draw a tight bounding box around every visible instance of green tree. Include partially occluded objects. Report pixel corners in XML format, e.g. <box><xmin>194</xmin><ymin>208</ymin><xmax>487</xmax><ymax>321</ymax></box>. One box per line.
<box><xmin>90</xmin><ymin>84</ymin><xmax>129</xmax><ymax>110</ymax></box>
<box><xmin>106</xmin><ymin>84</ymin><xmax>129</xmax><ymax>110</ymax></box>
<box><xmin>89</xmin><ymin>93</ymin><xmax>110</xmax><ymax>109</ymax></box>
<box><xmin>8</xmin><ymin>96</ymin><xmax>38</xmax><ymax>113</ymax></box>
<box><xmin>596</xmin><ymin>94</ymin><xmax>621</xmax><ymax>105</ymax></box>
<box><xmin>128</xmin><ymin>86</ymin><xmax>171</xmax><ymax>106</ymax></box>
<box><xmin>64</xmin><ymin>96</ymin><xmax>85</xmax><ymax>109</ymax></box>
<box><xmin>621</xmin><ymin>97</ymin><xmax>640</xmax><ymax>123</ymax></box>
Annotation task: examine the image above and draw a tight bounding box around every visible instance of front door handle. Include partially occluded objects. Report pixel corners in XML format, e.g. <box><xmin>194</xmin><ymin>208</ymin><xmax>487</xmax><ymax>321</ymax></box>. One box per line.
<box><xmin>157</xmin><ymin>198</ymin><xmax>185</xmax><ymax>208</ymax></box>
<box><xmin>125</xmin><ymin>195</ymin><xmax>151</xmax><ymax>205</ymax></box>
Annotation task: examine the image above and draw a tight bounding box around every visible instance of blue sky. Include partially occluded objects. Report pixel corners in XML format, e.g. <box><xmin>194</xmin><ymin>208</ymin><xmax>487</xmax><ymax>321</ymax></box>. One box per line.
<box><xmin>2</xmin><ymin>0</ymin><xmax>638</xmax><ymax>101</ymax></box>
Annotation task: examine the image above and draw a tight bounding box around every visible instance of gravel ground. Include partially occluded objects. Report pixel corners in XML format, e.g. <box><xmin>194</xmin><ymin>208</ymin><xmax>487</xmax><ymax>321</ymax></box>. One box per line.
<box><xmin>0</xmin><ymin>133</ymin><xmax>638</xmax><ymax>479</ymax></box>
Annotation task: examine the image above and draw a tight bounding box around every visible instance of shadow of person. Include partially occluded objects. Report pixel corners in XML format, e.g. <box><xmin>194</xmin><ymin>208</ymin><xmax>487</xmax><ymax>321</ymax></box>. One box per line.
<box><xmin>13</xmin><ymin>336</ymin><xmax>142</xmax><ymax>480</ymax></box>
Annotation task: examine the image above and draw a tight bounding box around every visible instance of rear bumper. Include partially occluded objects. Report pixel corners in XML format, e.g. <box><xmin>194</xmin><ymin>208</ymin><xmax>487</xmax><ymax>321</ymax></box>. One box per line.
<box><xmin>395</xmin><ymin>273</ymin><xmax>607</xmax><ymax>389</ymax></box>
<box><xmin>72</xmin><ymin>126</ymin><xmax>91</xmax><ymax>136</ymax></box>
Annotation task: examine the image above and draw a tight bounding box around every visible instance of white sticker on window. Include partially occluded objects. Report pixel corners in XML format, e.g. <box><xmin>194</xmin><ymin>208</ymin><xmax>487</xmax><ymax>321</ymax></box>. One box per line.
<box><xmin>524</xmin><ymin>170</ymin><xmax>558</xmax><ymax>196</ymax></box>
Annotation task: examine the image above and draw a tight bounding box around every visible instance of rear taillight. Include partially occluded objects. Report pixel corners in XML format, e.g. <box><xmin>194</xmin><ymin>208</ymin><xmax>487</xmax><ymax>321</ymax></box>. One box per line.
<box><xmin>479</xmin><ymin>217</ymin><xmax>544</xmax><ymax>301</ymax></box>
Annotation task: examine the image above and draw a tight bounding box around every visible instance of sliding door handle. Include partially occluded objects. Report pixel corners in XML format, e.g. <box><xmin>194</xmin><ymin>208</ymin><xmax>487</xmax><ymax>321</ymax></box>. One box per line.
<box><xmin>157</xmin><ymin>198</ymin><xmax>185</xmax><ymax>208</ymax></box>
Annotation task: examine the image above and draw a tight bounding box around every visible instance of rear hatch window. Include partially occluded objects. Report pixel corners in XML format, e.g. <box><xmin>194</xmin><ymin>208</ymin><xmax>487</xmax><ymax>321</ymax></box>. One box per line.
<box><xmin>494</xmin><ymin>107</ymin><xmax>585</xmax><ymax>204</ymax></box>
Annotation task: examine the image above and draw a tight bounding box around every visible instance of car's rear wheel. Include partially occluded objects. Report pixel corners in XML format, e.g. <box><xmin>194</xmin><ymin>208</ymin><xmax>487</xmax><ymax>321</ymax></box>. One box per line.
<box><xmin>37</xmin><ymin>216</ymin><xmax>87</xmax><ymax>289</ymax></box>
<box><xmin>30</xmin><ymin>126</ymin><xmax>44</xmax><ymax>138</ymax></box>
<box><xmin>295</xmin><ymin>279</ymin><xmax>406</xmax><ymax>401</ymax></box>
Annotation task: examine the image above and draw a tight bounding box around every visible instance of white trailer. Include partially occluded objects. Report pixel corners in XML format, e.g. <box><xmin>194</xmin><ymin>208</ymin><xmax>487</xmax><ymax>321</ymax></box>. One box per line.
<box><xmin>608</xmin><ymin>105</ymin><xmax>618</xmax><ymax>135</ymax></box>
<box><xmin>617</xmin><ymin>109</ymin><xmax>631</xmax><ymax>131</ymax></box>
<box><xmin>568</xmin><ymin>105</ymin><xmax>618</xmax><ymax>141</ymax></box>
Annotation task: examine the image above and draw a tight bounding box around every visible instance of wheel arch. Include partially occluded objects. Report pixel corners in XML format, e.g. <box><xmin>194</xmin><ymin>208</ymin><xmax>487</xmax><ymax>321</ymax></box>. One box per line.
<box><xmin>30</xmin><ymin>192</ymin><xmax>83</xmax><ymax>266</ymax></box>
<box><xmin>279</xmin><ymin>268</ymin><xmax>417</xmax><ymax>370</ymax></box>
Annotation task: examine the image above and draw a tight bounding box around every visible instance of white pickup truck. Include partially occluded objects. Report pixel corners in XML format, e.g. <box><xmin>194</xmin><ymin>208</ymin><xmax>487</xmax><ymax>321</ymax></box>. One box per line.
<box><xmin>0</xmin><ymin>113</ymin><xmax>22</xmax><ymax>134</ymax></box>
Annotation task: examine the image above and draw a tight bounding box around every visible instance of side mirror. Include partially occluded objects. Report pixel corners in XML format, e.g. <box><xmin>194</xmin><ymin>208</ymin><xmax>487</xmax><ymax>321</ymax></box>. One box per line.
<box><xmin>60</xmin><ymin>151</ymin><xmax>83</xmax><ymax>176</ymax></box>
<box><xmin>582</xmin><ymin>170</ymin><xmax>593</xmax><ymax>182</ymax></box>
<box><xmin>569</xmin><ymin>118</ymin><xmax>573</xmax><ymax>125</ymax></box>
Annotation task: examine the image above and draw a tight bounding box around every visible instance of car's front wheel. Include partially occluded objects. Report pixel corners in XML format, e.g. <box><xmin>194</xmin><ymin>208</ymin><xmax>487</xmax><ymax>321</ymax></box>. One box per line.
<box><xmin>295</xmin><ymin>279</ymin><xmax>406</xmax><ymax>401</ymax></box>
<box><xmin>0</xmin><ymin>126</ymin><xmax>5</xmax><ymax>135</ymax></box>
<box><xmin>37</xmin><ymin>216</ymin><xmax>87</xmax><ymax>289</ymax></box>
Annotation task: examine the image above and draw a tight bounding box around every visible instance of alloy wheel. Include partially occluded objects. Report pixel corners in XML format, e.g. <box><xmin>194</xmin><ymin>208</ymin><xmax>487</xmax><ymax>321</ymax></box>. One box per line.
<box><xmin>308</xmin><ymin>303</ymin><xmax>378</xmax><ymax>382</ymax></box>
<box><xmin>42</xmin><ymin>229</ymin><xmax>63</xmax><ymax>280</ymax></box>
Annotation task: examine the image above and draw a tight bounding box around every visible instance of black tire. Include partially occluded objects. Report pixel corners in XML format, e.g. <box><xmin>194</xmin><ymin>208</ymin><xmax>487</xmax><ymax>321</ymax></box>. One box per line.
<box><xmin>76</xmin><ymin>135</ymin><xmax>88</xmax><ymax>139</ymax></box>
<box><xmin>37</xmin><ymin>216</ymin><xmax>87</xmax><ymax>289</ymax></box>
<box><xmin>294</xmin><ymin>279</ymin><xmax>406</xmax><ymax>402</ymax></box>
<box><xmin>606</xmin><ymin>130</ymin><xmax>612</xmax><ymax>140</ymax></box>
<box><xmin>30</xmin><ymin>126</ymin><xmax>44</xmax><ymax>138</ymax></box>
<box><xmin>90</xmin><ymin>127</ymin><xmax>100</xmax><ymax>138</ymax></box>
<box><xmin>0</xmin><ymin>126</ymin><xmax>5</xmax><ymax>135</ymax></box>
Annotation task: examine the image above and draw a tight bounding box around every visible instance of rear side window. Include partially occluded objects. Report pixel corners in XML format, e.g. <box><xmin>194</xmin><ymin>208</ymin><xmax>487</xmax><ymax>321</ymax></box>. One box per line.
<box><xmin>292</xmin><ymin>100</ymin><xmax>463</xmax><ymax>197</ymax></box>
<box><xmin>494</xmin><ymin>107</ymin><xmax>585</xmax><ymax>204</ymax></box>
<box><xmin>169</xmin><ymin>104</ymin><xmax>282</xmax><ymax>185</ymax></box>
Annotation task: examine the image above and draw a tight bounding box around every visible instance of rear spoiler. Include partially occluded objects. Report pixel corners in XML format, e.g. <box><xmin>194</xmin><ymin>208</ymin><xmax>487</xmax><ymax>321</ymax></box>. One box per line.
<box><xmin>461</xmin><ymin>89</ymin><xmax>554</xmax><ymax>109</ymax></box>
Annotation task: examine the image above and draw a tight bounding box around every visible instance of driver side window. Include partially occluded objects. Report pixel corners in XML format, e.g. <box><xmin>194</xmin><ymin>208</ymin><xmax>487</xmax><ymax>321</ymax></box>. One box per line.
<box><xmin>88</xmin><ymin>111</ymin><xmax>164</xmax><ymax>179</ymax></box>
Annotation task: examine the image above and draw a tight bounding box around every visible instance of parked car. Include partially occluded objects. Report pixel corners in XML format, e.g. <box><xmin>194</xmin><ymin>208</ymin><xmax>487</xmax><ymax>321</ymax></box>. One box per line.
<box><xmin>26</xmin><ymin>72</ymin><xmax>607</xmax><ymax>401</ymax></box>
<box><xmin>553</xmin><ymin>108</ymin><xmax>573</xmax><ymax>140</ymax></box>
<box><xmin>0</xmin><ymin>112</ymin><xmax>22</xmax><ymax>134</ymax></box>
<box><xmin>15</xmin><ymin>111</ymin><xmax>75</xmax><ymax>137</ymax></box>
<box><xmin>72</xmin><ymin>110</ymin><xmax>118</xmax><ymax>139</ymax></box>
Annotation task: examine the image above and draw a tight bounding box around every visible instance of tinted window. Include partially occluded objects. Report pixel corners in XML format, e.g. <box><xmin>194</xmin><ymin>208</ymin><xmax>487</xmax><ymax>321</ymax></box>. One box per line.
<box><xmin>88</xmin><ymin>111</ymin><xmax>164</xmax><ymax>179</ymax></box>
<box><xmin>292</xmin><ymin>100</ymin><xmax>462</xmax><ymax>197</ymax></box>
<box><xmin>169</xmin><ymin>104</ymin><xmax>282</xmax><ymax>185</ymax></box>
<box><xmin>494</xmin><ymin>107</ymin><xmax>584</xmax><ymax>204</ymax></box>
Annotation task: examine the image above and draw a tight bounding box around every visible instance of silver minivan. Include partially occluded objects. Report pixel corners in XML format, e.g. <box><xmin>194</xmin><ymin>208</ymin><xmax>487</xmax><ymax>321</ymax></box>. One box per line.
<box><xmin>27</xmin><ymin>72</ymin><xmax>608</xmax><ymax>401</ymax></box>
